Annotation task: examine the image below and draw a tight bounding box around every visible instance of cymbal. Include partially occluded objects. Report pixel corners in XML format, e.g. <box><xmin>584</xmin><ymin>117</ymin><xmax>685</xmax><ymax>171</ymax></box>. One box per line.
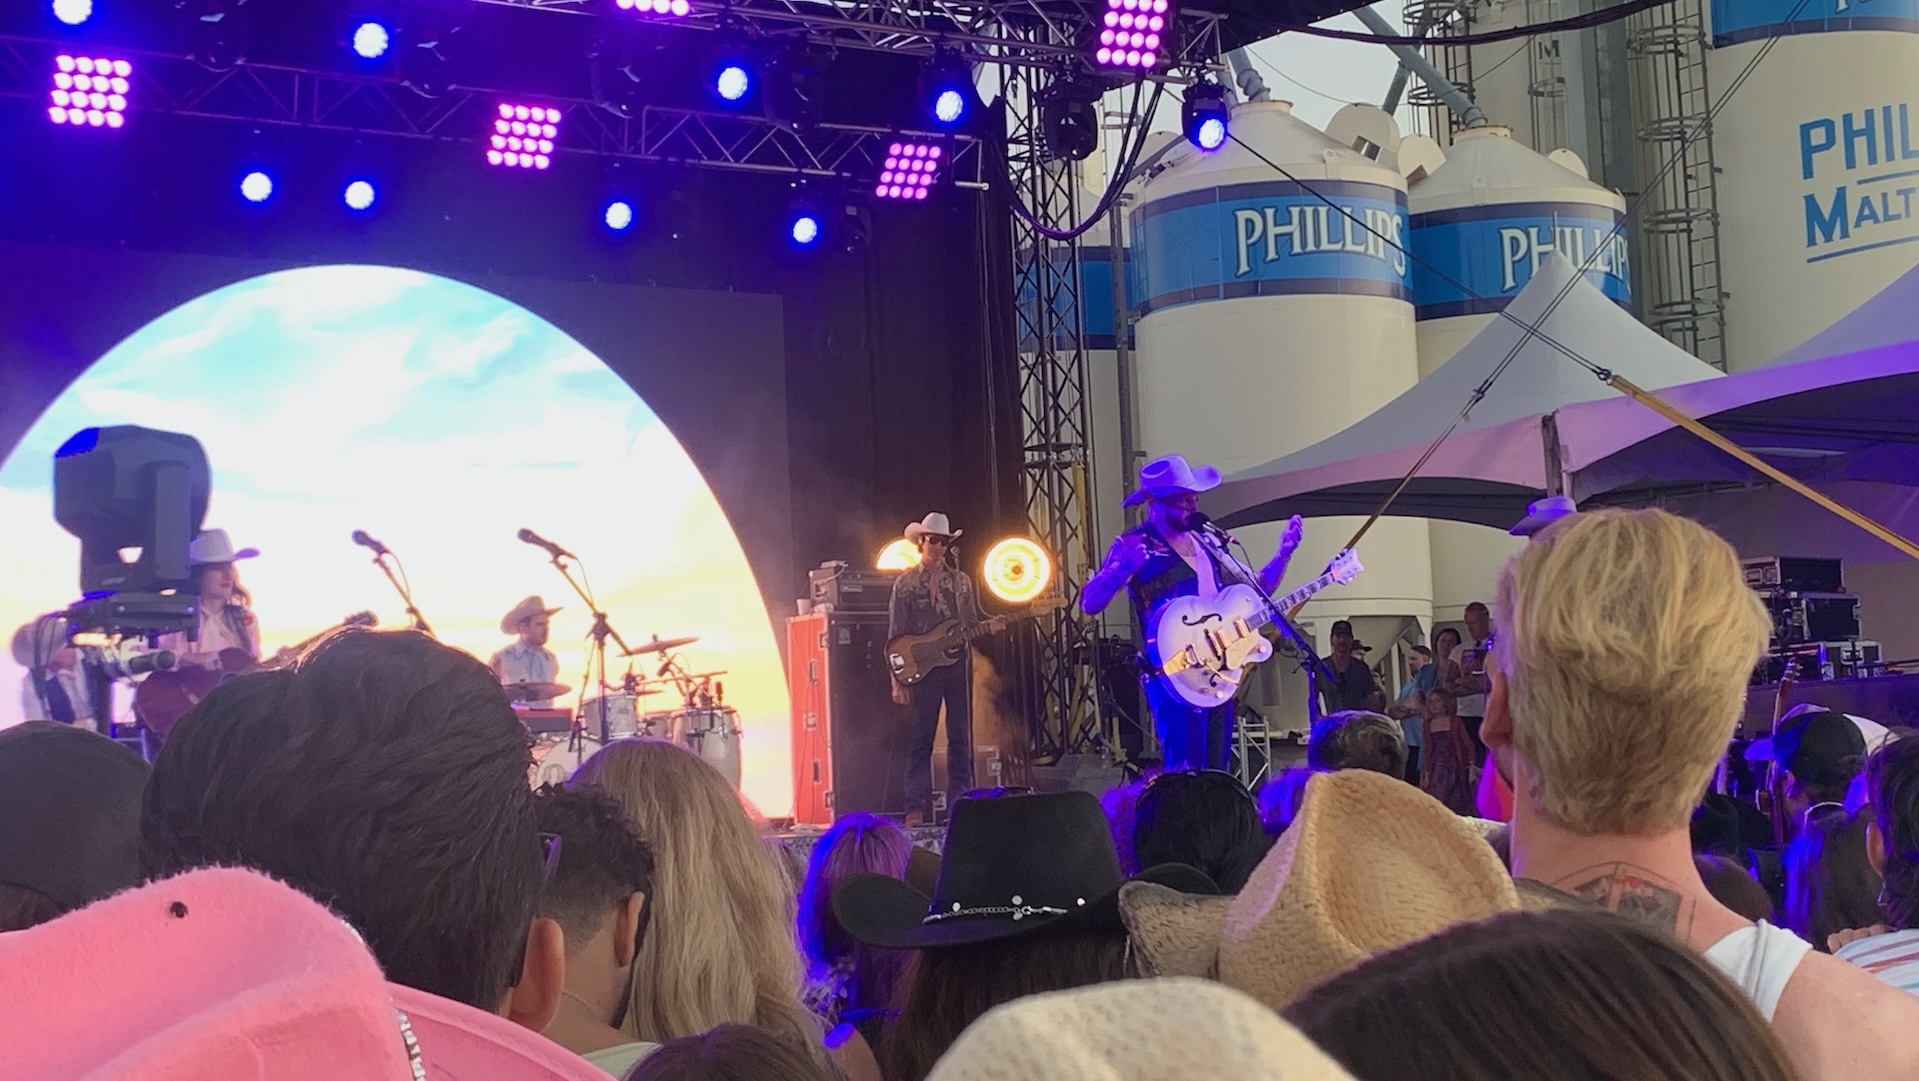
<box><xmin>502</xmin><ymin>681</ymin><xmax>571</xmax><ymax>702</ymax></box>
<box><xmin>624</xmin><ymin>635</ymin><xmax>699</xmax><ymax>657</ymax></box>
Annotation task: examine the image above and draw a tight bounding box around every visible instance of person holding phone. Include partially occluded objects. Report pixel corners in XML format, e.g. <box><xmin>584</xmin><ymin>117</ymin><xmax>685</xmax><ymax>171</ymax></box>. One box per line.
<box><xmin>1446</xmin><ymin>601</ymin><xmax>1493</xmax><ymax>758</ymax></box>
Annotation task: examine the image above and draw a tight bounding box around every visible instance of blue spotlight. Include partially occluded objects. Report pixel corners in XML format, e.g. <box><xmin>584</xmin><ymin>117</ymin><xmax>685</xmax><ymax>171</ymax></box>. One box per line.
<box><xmin>922</xmin><ymin>57</ymin><xmax>972</xmax><ymax>126</ymax></box>
<box><xmin>343</xmin><ymin>179</ymin><xmax>377</xmax><ymax>212</ymax></box>
<box><xmin>934</xmin><ymin>88</ymin><xmax>966</xmax><ymax>125</ymax></box>
<box><xmin>604</xmin><ymin>200</ymin><xmax>635</xmax><ymax>232</ymax></box>
<box><xmin>350</xmin><ymin>20</ymin><xmax>391</xmax><ymax>60</ymax></box>
<box><xmin>1196</xmin><ymin>116</ymin><xmax>1226</xmax><ymax>151</ymax></box>
<box><xmin>52</xmin><ymin>0</ymin><xmax>93</xmax><ymax>26</ymax></box>
<box><xmin>715</xmin><ymin>62</ymin><xmax>751</xmax><ymax>103</ymax></box>
<box><xmin>1182</xmin><ymin>83</ymin><xmax>1231</xmax><ymax>152</ymax></box>
<box><xmin>240</xmin><ymin>170</ymin><xmax>274</xmax><ymax>204</ymax></box>
<box><xmin>790</xmin><ymin>213</ymin><xmax>821</xmax><ymax>247</ymax></box>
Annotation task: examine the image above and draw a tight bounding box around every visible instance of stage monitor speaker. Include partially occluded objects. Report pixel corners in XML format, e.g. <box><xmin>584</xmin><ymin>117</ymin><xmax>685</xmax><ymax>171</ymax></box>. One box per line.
<box><xmin>789</xmin><ymin>610</ymin><xmax>910</xmax><ymax>825</ymax></box>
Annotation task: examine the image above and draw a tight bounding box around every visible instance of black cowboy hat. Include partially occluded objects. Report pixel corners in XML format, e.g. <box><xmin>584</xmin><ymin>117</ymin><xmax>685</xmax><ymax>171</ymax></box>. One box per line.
<box><xmin>832</xmin><ymin>790</ymin><xmax>1216</xmax><ymax>949</ymax></box>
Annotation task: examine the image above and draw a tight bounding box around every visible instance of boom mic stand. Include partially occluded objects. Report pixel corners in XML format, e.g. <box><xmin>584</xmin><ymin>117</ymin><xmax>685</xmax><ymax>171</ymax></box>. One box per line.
<box><xmin>1204</xmin><ymin>530</ymin><xmax>1334</xmax><ymax>728</ymax></box>
<box><xmin>535</xmin><ymin>540</ymin><xmax>636</xmax><ymax>748</ymax></box>
<box><xmin>368</xmin><ymin>549</ymin><xmax>433</xmax><ymax>637</ymax></box>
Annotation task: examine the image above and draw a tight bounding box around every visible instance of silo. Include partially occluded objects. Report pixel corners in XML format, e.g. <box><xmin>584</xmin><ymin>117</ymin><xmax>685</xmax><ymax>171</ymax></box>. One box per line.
<box><xmin>1130</xmin><ymin>100</ymin><xmax>1431</xmax><ymax>730</ymax></box>
<box><xmin>1705</xmin><ymin>4</ymin><xmax>1919</xmax><ymax>368</ymax></box>
<box><xmin>1407</xmin><ymin>123</ymin><xmax>1628</xmax><ymax>622</ymax></box>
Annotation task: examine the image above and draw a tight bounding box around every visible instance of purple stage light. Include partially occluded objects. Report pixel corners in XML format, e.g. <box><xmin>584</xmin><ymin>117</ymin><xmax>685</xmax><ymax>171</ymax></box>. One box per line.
<box><xmin>876</xmin><ymin>139</ymin><xmax>944</xmax><ymax>201</ymax></box>
<box><xmin>615</xmin><ymin>0</ymin><xmax>692</xmax><ymax>15</ymax></box>
<box><xmin>489</xmin><ymin>102</ymin><xmax>562</xmax><ymax>170</ymax></box>
<box><xmin>1092</xmin><ymin>0</ymin><xmax>1169</xmax><ymax>70</ymax></box>
<box><xmin>48</xmin><ymin>54</ymin><xmax>131</xmax><ymax>129</ymax></box>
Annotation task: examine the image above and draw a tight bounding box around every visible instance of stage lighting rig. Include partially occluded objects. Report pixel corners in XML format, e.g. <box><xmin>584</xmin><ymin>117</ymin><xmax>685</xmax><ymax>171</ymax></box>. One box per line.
<box><xmin>48</xmin><ymin>54</ymin><xmax>131</xmax><ymax>129</ymax></box>
<box><xmin>762</xmin><ymin>44</ymin><xmax>832</xmax><ymax>131</ymax></box>
<box><xmin>1039</xmin><ymin>77</ymin><xmax>1102</xmax><ymax>162</ymax></box>
<box><xmin>1182</xmin><ymin>80</ymin><xmax>1229</xmax><ymax>151</ymax></box>
<box><xmin>240</xmin><ymin>170</ymin><xmax>274</xmax><ymax>203</ymax></box>
<box><xmin>874</xmin><ymin>138</ymin><xmax>946</xmax><ymax>202</ymax></box>
<box><xmin>707</xmin><ymin>32</ymin><xmax>756</xmax><ymax>106</ymax></box>
<box><xmin>921</xmin><ymin>54</ymin><xmax>973</xmax><ymax>127</ymax></box>
<box><xmin>488</xmin><ymin>102</ymin><xmax>561</xmax><ymax>170</ymax></box>
<box><xmin>615</xmin><ymin>0</ymin><xmax>692</xmax><ymax>18</ymax></box>
<box><xmin>983</xmin><ymin>538</ymin><xmax>1052</xmax><ymax>603</ymax></box>
<box><xmin>1093</xmin><ymin>0</ymin><xmax>1172</xmax><ymax>72</ymax></box>
<box><xmin>178</xmin><ymin>0</ymin><xmax>252</xmax><ymax>71</ymax></box>
<box><xmin>54</xmin><ymin>426</ymin><xmax>209</xmax><ymax>631</ymax></box>
<box><xmin>52</xmin><ymin>0</ymin><xmax>93</xmax><ymax>27</ymax></box>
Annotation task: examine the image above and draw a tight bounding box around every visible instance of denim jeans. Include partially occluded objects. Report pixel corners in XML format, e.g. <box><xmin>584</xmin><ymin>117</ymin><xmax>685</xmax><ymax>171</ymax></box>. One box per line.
<box><xmin>1144</xmin><ymin>677</ymin><xmax>1233</xmax><ymax>772</ymax></box>
<box><xmin>903</xmin><ymin>661</ymin><xmax>972</xmax><ymax>814</ymax></box>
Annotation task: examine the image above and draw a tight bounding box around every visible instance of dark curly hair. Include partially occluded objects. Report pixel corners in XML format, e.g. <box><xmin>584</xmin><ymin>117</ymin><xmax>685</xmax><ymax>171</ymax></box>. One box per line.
<box><xmin>1869</xmin><ymin>729</ymin><xmax>1919</xmax><ymax>931</ymax></box>
<box><xmin>531</xmin><ymin>782</ymin><xmax>656</xmax><ymax>955</ymax></box>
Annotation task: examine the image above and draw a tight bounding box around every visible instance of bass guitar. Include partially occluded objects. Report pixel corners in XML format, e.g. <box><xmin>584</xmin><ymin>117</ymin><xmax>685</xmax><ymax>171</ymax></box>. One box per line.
<box><xmin>1147</xmin><ymin>550</ymin><xmax>1364</xmax><ymax>709</ymax></box>
<box><xmin>886</xmin><ymin>597</ymin><xmax>1070</xmax><ymax>685</ymax></box>
<box><xmin>134</xmin><ymin>611</ymin><xmax>377</xmax><ymax>738</ymax></box>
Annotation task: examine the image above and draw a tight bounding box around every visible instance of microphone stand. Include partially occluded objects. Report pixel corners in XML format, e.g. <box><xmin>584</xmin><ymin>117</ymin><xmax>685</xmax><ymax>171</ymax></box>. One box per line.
<box><xmin>368</xmin><ymin>551</ymin><xmax>433</xmax><ymax>636</ymax></box>
<box><xmin>541</xmin><ymin>549</ymin><xmax>635</xmax><ymax>748</ymax></box>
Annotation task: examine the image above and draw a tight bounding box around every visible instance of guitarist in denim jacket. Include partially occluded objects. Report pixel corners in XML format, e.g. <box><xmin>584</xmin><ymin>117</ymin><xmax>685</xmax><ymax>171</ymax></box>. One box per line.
<box><xmin>1081</xmin><ymin>456</ymin><xmax>1302</xmax><ymax>772</ymax></box>
<box><xmin>889</xmin><ymin>513</ymin><xmax>1003</xmax><ymax>826</ymax></box>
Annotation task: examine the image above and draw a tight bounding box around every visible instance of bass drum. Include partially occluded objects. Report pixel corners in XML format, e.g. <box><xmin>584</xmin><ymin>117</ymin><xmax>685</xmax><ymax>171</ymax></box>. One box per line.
<box><xmin>668</xmin><ymin>707</ymin><xmax>741</xmax><ymax>788</ymax></box>
<box><xmin>528</xmin><ymin>737</ymin><xmax>601</xmax><ymax>789</ymax></box>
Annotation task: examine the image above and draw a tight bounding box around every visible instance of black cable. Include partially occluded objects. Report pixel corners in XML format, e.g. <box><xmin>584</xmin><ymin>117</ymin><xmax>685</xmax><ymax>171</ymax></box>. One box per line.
<box><xmin>1276</xmin><ymin>0</ymin><xmax>1677</xmax><ymax>46</ymax></box>
<box><xmin>993</xmin><ymin>76</ymin><xmax>1164</xmax><ymax>242</ymax></box>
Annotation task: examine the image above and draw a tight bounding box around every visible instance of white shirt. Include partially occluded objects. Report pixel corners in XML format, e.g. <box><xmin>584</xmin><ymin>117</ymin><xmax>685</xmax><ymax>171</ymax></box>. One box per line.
<box><xmin>1704</xmin><ymin>920</ymin><xmax>1813</xmax><ymax>1021</ymax></box>
<box><xmin>1166</xmin><ymin>530</ymin><xmax>1222</xmax><ymax>600</ymax></box>
<box><xmin>1450</xmin><ymin>639</ymin><xmax>1489</xmax><ymax>717</ymax></box>
<box><xmin>156</xmin><ymin>605</ymin><xmax>260</xmax><ymax>664</ymax></box>
<box><xmin>19</xmin><ymin>669</ymin><xmax>93</xmax><ymax>726</ymax></box>
<box><xmin>490</xmin><ymin>640</ymin><xmax>561</xmax><ymax>707</ymax></box>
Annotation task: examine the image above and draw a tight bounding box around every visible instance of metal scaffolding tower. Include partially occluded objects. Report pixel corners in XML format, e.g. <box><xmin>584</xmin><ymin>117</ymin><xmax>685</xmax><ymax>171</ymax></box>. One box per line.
<box><xmin>1627</xmin><ymin>0</ymin><xmax>1727</xmax><ymax>368</ymax></box>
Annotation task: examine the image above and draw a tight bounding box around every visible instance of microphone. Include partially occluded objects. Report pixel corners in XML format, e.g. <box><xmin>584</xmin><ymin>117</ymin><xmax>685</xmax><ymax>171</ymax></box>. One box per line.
<box><xmin>351</xmin><ymin>529</ymin><xmax>390</xmax><ymax>556</ymax></box>
<box><xmin>91</xmin><ymin>646</ymin><xmax>176</xmax><ymax>681</ymax></box>
<box><xmin>658</xmin><ymin>658</ymin><xmax>675</xmax><ymax>678</ymax></box>
<box><xmin>517</xmin><ymin>528</ymin><xmax>573</xmax><ymax>560</ymax></box>
<box><xmin>1185</xmin><ymin>512</ymin><xmax>1233</xmax><ymax>544</ymax></box>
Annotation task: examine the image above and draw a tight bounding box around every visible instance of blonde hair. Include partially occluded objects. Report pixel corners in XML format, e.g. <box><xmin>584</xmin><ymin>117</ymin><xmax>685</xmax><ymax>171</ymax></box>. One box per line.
<box><xmin>570</xmin><ymin>739</ymin><xmax>813</xmax><ymax>1044</ymax></box>
<box><xmin>1492</xmin><ymin>509</ymin><xmax>1769</xmax><ymax>835</ymax></box>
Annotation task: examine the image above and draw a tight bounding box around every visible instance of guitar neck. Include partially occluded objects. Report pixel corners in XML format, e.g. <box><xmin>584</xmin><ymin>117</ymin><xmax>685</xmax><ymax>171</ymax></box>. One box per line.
<box><xmin>1251</xmin><ymin>571</ymin><xmax>1341</xmax><ymax>631</ymax></box>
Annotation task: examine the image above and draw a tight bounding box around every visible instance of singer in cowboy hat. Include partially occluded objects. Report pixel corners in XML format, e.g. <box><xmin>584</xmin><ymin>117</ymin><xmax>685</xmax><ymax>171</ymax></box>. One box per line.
<box><xmin>1081</xmin><ymin>455</ymin><xmax>1305</xmax><ymax>772</ymax></box>
<box><xmin>491</xmin><ymin>596</ymin><xmax>562</xmax><ymax>708</ymax></box>
<box><xmin>155</xmin><ymin>528</ymin><xmax>263</xmax><ymax>672</ymax></box>
<box><xmin>889</xmin><ymin>513</ymin><xmax>1004</xmax><ymax>827</ymax></box>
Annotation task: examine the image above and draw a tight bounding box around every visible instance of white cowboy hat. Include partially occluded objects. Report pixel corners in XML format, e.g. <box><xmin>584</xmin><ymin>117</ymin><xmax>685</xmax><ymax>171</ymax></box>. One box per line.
<box><xmin>187</xmin><ymin>528</ymin><xmax>260</xmax><ymax>566</ymax></box>
<box><xmin>499</xmin><ymin>596</ymin><xmax>562</xmax><ymax>636</ymax></box>
<box><xmin>904</xmin><ymin>513</ymin><xmax>963</xmax><ymax>542</ymax></box>
<box><xmin>1509</xmin><ymin>494</ymin><xmax>1577</xmax><ymax>538</ymax></box>
<box><xmin>1123</xmin><ymin>454</ymin><xmax>1221</xmax><ymax>508</ymax></box>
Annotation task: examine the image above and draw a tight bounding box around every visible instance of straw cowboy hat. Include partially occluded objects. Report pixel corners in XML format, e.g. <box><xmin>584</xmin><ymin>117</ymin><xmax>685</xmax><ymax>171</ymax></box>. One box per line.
<box><xmin>834</xmin><ymin>790</ymin><xmax>1215</xmax><ymax>949</ymax></box>
<box><xmin>500</xmin><ymin>595</ymin><xmax>562</xmax><ymax>636</ymax></box>
<box><xmin>0</xmin><ymin>867</ymin><xmax>605</xmax><ymax>1081</ymax></box>
<box><xmin>1119</xmin><ymin>768</ymin><xmax>1519</xmax><ymax>1008</ymax></box>
<box><xmin>1123</xmin><ymin>454</ymin><xmax>1221</xmax><ymax>508</ymax></box>
<box><xmin>905</xmin><ymin>512</ymin><xmax>963</xmax><ymax>542</ymax></box>
<box><xmin>187</xmin><ymin>528</ymin><xmax>259</xmax><ymax>566</ymax></box>
<box><xmin>926</xmin><ymin>978</ymin><xmax>1356</xmax><ymax>1081</ymax></box>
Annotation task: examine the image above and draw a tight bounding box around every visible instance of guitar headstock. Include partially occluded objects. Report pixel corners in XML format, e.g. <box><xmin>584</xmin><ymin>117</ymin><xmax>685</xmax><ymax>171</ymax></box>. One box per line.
<box><xmin>1326</xmin><ymin>549</ymin><xmax>1364</xmax><ymax>585</ymax></box>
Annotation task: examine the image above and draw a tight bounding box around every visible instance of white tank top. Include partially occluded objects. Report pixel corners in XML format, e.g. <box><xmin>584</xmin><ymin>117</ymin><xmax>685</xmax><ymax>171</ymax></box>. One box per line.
<box><xmin>1703</xmin><ymin>920</ymin><xmax>1813</xmax><ymax>1021</ymax></box>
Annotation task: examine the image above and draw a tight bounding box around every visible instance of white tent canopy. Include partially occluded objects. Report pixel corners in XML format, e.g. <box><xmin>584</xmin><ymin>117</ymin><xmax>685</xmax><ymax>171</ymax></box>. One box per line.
<box><xmin>1764</xmin><ymin>262</ymin><xmax>1919</xmax><ymax>368</ymax></box>
<box><xmin>1208</xmin><ymin>253</ymin><xmax>1725</xmax><ymax>530</ymax></box>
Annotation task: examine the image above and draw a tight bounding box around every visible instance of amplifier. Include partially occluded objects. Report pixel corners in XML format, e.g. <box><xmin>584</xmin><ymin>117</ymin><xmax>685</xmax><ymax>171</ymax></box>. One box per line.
<box><xmin>809</xmin><ymin>564</ymin><xmax>897</xmax><ymax>614</ymax></box>
<box><xmin>1755</xmin><ymin>640</ymin><xmax>1881</xmax><ymax>684</ymax></box>
<box><xmin>1762</xmin><ymin>591</ymin><xmax>1862</xmax><ymax>643</ymax></box>
<box><xmin>1742</xmin><ymin>556</ymin><xmax>1843</xmax><ymax>594</ymax></box>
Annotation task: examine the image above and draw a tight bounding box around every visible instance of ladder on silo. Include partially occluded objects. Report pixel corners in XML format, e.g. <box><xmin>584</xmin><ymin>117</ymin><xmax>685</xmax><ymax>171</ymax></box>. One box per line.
<box><xmin>1403</xmin><ymin>0</ymin><xmax>1475</xmax><ymax>143</ymax></box>
<box><xmin>1526</xmin><ymin>0</ymin><xmax>1568</xmax><ymax>153</ymax></box>
<box><xmin>1627</xmin><ymin>0</ymin><xmax>1728</xmax><ymax>369</ymax></box>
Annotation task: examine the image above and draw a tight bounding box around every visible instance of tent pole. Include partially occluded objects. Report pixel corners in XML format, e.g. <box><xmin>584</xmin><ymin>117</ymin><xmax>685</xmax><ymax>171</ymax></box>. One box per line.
<box><xmin>1606</xmin><ymin>374</ymin><xmax>1919</xmax><ymax>560</ymax></box>
<box><xmin>1542</xmin><ymin>412</ymin><xmax>1565</xmax><ymax>497</ymax></box>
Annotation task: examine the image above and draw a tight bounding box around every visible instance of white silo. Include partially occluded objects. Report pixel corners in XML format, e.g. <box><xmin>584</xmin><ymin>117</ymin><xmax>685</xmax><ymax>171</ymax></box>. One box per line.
<box><xmin>1406</xmin><ymin>123</ymin><xmax>1628</xmax><ymax>622</ymax></box>
<box><xmin>1704</xmin><ymin>7</ymin><xmax>1919</xmax><ymax>369</ymax></box>
<box><xmin>1130</xmin><ymin>100</ymin><xmax>1432</xmax><ymax>731</ymax></box>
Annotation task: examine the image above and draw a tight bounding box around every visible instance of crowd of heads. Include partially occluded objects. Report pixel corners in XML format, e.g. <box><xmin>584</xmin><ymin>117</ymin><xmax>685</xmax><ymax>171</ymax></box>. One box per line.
<box><xmin>4</xmin><ymin>505</ymin><xmax>1919</xmax><ymax>1081</ymax></box>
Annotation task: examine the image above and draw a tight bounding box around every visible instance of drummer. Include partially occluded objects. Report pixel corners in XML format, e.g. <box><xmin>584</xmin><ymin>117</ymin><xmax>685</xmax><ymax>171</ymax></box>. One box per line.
<box><xmin>490</xmin><ymin>595</ymin><xmax>562</xmax><ymax>708</ymax></box>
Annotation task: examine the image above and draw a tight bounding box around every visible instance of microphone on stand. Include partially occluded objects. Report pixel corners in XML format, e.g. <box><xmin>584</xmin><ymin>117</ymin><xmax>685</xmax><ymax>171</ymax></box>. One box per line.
<box><xmin>351</xmin><ymin>529</ymin><xmax>391</xmax><ymax>556</ymax></box>
<box><xmin>89</xmin><ymin>644</ymin><xmax>176</xmax><ymax>681</ymax></box>
<box><xmin>517</xmin><ymin>528</ymin><xmax>574</xmax><ymax>560</ymax></box>
<box><xmin>658</xmin><ymin>657</ymin><xmax>675</xmax><ymax>678</ymax></box>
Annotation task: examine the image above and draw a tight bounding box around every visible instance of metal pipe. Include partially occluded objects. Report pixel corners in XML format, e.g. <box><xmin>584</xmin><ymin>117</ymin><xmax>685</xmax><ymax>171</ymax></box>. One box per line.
<box><xmin>1352</xmin><ymin>4</ymin><xmax>1488</xmax><ymax>128</ymax></box>
<box><xmin>1225</xmin><ymin>48</ymin><xmax>1270</xmax><ymax>102</ymax></box>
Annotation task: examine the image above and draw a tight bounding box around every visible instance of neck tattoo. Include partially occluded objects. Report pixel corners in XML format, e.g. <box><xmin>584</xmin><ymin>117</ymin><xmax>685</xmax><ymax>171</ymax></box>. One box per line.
<box><xmin>1553</xmin><ymin>861</ymin><xmax>1695</xmax><ymax>936</ymax></box>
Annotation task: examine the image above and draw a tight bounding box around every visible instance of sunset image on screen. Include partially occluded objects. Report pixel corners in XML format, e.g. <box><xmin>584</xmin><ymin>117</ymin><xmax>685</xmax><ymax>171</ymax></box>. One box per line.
<box><xmin>0</xmin><ymin>264</ymin><xmax>793</xmax><ymax>815</ymax></box>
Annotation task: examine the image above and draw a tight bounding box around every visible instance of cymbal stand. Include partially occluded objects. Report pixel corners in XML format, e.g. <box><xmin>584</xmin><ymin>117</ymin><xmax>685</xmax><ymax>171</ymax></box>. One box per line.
<box><xmin>368</xmin><ymin>550</ymin><xmax>433</xmax><ymax>637</ymax></box>
<box><xmin>543</xmin><ymin>552</ymin><xmax>635</xmax><ymax>748</ymax></box>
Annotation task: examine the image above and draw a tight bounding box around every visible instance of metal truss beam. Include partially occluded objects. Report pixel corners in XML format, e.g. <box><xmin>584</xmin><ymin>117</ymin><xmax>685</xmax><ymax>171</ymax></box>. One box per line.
<box><xmin>467</xmin><ymin>0</ymin><xmax>1229</xmax><ymax>74</ymax></box>
<box><xmin>0</xmin><ymin>34</ymin><xmax>985</xmax><ymax>184</ymax></box>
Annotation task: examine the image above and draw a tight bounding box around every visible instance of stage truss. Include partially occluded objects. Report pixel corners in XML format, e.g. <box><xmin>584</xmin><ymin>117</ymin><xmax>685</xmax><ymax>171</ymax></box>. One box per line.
<box><xmin>2</xmin><ymin>0</ymin><xmax>1236</xmax><ymax>766</ymax></box>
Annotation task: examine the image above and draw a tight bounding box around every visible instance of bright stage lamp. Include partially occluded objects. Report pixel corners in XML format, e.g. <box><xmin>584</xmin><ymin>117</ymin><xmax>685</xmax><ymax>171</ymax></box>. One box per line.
<box><xmin>873</xmin><ymin>139</ymin><xmax>945</xmax><ymax>202</ymax></box>
<box><xmin>877</xmin><ymin>538</ymin><xmax>921</xmax><ymax>571</ymax></box>
<box><xmin>488</xmin><ymin>102</ymin><xmax>560</xmax><ymax>170</ymax></box>
<box><xmin>715</xmin><ymin>62</ymin><xmax>751</xmax><ymax>103</ymax></box>
<box><xmin>983</xmin><ymin>537</ymin><xmax>1052</xmax><ymax>604</ymax></box>
<box><xmin>604</xmin><ymin>200</ymin><xmax>635</xmax><ymax>231</ymax></box>
<box><xmin>1093</xmin><ymin>0</ymin><xmax>1171</xmax><ymax>71</ymax></box>
<box><xmin>52</xmin><ymin>0</ymin><xmax>93</xmax><ymax>26</ymax></box>
<box><xmin>350</xmin><ymin>20</ymin><xmax>391</xmax><ymax>60</ymax></box>
<box><xmin>343</xmin><ymin>179</ymin><xmax>377</xmax><ymax>211</ymax></box>
<box><xmin>240</xmin><ymin>170</ymin><xmax>274</xmax><ymax>203</ymax></box>
<box><xmin>790</xmin><ymin>212</ymin><xmax>821</xmax><ymax>246</ymax></box>
<box><xmin>1183</xmin><ymin>82</ymin><xmax>1230</xmax><ymax>151</ymax></box>
<box><xmin>48</xmin><ymin>54</ymin><xmax>132</xmax><ymax>129</ymax></box>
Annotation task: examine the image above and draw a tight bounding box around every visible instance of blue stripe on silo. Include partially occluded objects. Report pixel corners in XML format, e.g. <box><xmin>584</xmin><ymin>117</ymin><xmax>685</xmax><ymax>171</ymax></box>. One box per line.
<box><xmin>1711</xmin><ymin>0</ymin><xmax>1918</xmax><ymax>46</ymax></box>
<box><xmin>1013</xmin><ymin>246</ymin><xmax>1137</xmax><ymax>351</ymax></box>
<box><xmin>1130</xmin><ymin>180</ymin><xmax>1412</xmax><ymax>317</ymax></box>
<box><xmin>1410</xmin><ymin>202</ymin><xmax>1631</xmax><ymax>320</ymax></box>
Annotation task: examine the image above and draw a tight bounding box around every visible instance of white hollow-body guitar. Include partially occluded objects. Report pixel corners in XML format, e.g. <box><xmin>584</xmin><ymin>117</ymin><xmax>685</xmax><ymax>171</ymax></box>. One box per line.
<box><xmin>1147</xmin><ymin>549</ymin><xmax>1364</xmax><ymax>709</ymax></box>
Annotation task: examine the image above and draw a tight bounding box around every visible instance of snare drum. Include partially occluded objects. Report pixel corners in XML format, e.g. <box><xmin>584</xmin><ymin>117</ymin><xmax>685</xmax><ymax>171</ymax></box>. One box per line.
<box><xmin>669</xmin><ymin>707</ymin><xmax>742</xmax><ymax>788</ymax></box>
<box><xmin>580</xmin><ymin>694</ymin><xmax>644</xmax><ymax>740</ymax></box>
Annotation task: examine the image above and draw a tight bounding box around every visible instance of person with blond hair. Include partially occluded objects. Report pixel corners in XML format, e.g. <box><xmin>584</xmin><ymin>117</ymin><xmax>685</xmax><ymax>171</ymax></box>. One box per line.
<box><xmin>1484</xmin><ymin>508</ymin><xmax>1919</xmax><ymax>1081</ymax></box>
<box><xmin>568</xmin><ymin>740</ymin><xmax>879</xmax><ymax>1080</ymax></box>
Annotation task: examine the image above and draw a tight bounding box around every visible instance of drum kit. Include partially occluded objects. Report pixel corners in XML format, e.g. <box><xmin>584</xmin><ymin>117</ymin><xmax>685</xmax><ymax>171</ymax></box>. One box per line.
<box><xmin>521</xmin><ymin>632</ymin><xmax>742</xmax><ymax>790</ymax></box>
